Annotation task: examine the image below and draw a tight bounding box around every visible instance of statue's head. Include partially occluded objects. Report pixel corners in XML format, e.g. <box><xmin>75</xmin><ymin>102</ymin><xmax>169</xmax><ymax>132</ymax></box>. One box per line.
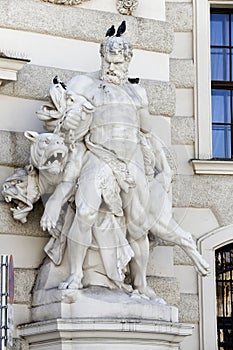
<box><xmin>100</xmin><ymin>22</ymin><xmax>133</xmax><ymax>85</ymax></box>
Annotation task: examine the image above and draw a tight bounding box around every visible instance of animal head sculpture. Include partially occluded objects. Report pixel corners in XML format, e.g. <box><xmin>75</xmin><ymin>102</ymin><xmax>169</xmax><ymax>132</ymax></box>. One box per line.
<box><xmin>2</xmin><ymin>165</ymin><xmax>40</xmax><ymax>223</ymax></box>
<box><xmin>24</xmin><ymin>132</ymin><xmax>68</xmax><ymax>176</ymax></box>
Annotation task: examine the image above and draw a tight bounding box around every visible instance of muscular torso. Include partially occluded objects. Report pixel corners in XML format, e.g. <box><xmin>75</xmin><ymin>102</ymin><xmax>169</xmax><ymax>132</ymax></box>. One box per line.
<box><xmin>67</xmin><ymin>74</ymin><xmax>147</xmax><ymax>160</ymax></box>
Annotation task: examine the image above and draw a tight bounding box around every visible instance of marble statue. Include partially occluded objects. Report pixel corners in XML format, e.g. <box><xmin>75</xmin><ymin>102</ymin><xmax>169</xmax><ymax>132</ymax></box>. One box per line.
<box><xmin>2</xmin><ymin>22</ymin><xmax>210</xmax><ymax>300</ymax></box>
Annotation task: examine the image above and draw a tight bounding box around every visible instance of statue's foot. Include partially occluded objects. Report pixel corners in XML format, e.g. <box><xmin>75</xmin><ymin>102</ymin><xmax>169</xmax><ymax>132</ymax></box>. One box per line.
<box><xmin>58</xmin><ymin>273</ymin><xmax>83</xmax><ymax>290</ymax></box>
<box><xmin>185</xmin><ymin>248</ymin><xmax>210</xmax><ymax>276</ymax></box>
<box><xmin>134</xmin><ymin>285</ymin><xmax>158</xmax><ymax>300</ymax></box>
<box><xmin>114</xmin><ymin>281</ymin><xmax>133</xmax><ymax>293</ymax></box>
<box><xmin>194</xmin><ymin>255</ymin><xmax>210</xmax><ymax>277</ymax></box>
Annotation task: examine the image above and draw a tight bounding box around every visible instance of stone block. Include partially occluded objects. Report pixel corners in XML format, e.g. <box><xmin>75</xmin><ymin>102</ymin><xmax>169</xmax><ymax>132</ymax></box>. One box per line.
<box><xmin>176</xmin><ymin>88</ymin><xmax>194</xmax><ymax>117</ymax></box>
<box><xmin>0</xmin><ymin>234</ymin><xmax>47</xmax><ymax>268</ymax></box>
<box><xmin>171</xmin><ymin>145</ymin><xmax>194</xmax><ymax>175</ymax></box>
<box><xmin>167</xmin><ymin>0</ymin><xmax>191</xmax><ymax>2</ymax></box>
<box><xmin>81</xmin><ymin>0</ymin><xmax>166</xmax><ymax>21</ymax></box>
<box><xmin>130</xmin><ymin>51</ymin><xmax>169</xmax><ymax>81</ymax></box>
<box><xmin>180</xmin><ymin>324</ymin><xmax>199</xmax><ymax>350</ymax></box>
<box><xmin>2</xmin><ymin>0</ymin><xmax>173</xmax><ymax>54</ymax></box>
<box><xmin>142</xmin><ymin>80</ymin><xmax>176</xmax><ymax>117</ymax></box>
<box><xmin>7</xmin><ymin>0</ymin><xmax>63</xmax><ymax>36</ymax></box>
<box><xmin>0</xmin><ymin>95</ymin><xmax>44</xmax><ymax>132</ymax></box>
<box><xmin>171</xmin><ymin>116</ymin><xmax>194</xmax><ymax>145</ymax></box>
<box><xmin>151</xmin><ymin>115</ymin><xmax>171</xmax><ymax>146</ymax></box>
<box><xmin>172</xmin><ymin>174</ymin><xmax>233</xmax><ymax>226</ymax></box>
<box><xmin>173</xmin><ymin>246</ymin><xmax>192</xmax><ymax>266</ymax></box>
<box><xmin>32</xmin><ymin>286</ymin><xmax>178</xmax><ymax>322</ymax></box>
<box><xmin>166</xmin><ymin>3</ymin><xmax>193</xmax><ymax>32</ymax></box>
<box><xmin>174</xmin><ymin>265</ymin><xmax>197</xmax><ymax>294</ymax></box>
<box><xmin>0</xmin><ymin>201</ymin><xmax>46</xmax><ymax>237</ymax></box>
<box><xmin>0</xmin><ymin>27</ymin><xmax>169</xmax><ymax>82</ymax></box>
<box><xmin>171</xmin><ymin>32</ymin><xmax>193</xmax><ymax>59</ymax></box>
<box><xmin>1</xmin><ymin>65</ymin><xmax>176</xmax><ymax>117</ymax></box>
<box><xmin>0</xmin><ymin>131</ymin><xmax>30</xmax><ymax>167</ymax></box>
<box><xmin>13</xmin><ymin>304</ymin><xmax>31</xmax><ymax>334</ymax></box>
<box><xmin>170</xmin><ymin>59</ymin><xmax>194</xmax><ymax>88</ymax></box>
<box><xmin>173</xmin><ymin>207</ymin><xmax>219</xmax><ymax>239</ymax></box>
<box><xmin>19</xmin><ymin>317</ymin><xmax>193</xmax><ymax>350</ymax></box>
<box><xmin>10</xmin><ymin>338</ymin><xmax>29</xmax><ymax>350</ymax></box>
<box><xmin>178</xmin><ymin>293</ymin><xmax>199</xmax><ymax>323</ymax></box>
<box><xmin>13</xmin><ymin>65</ymin><xmax>77</xmax><ymax>101</ymax></box>
<box><xmin>147</xmin><ymin>276</ymin><xmax>180</xmax><ymax>306</ymax></box>
<box><xmin>147</xmin><ymin>246</ymin><xmax>174</xmax><ymax>277</ymax></box>
<box><xmin>14</xmin><ymin>268</ymin><xmax>37</xmax><ymax>304</ymax></box>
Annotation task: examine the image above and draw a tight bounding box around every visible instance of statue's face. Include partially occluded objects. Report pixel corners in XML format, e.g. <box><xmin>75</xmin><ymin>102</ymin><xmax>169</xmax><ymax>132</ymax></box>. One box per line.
<box><xmin>100</xmin><ymin>36</ymin><xmax>132</xmax><ymax>85</ymax></box>
<box><xmin>101</xmin><ymin>51</ymin><xmax>130</xmax><ymax>85</ymax></box>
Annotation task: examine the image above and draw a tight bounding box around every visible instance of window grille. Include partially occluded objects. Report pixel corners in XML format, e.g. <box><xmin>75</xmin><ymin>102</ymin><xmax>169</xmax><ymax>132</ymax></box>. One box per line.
<box><xmin>216</xmin><ymin>243</ymin><xmax>233</xmax><ymax>349</ymax></box>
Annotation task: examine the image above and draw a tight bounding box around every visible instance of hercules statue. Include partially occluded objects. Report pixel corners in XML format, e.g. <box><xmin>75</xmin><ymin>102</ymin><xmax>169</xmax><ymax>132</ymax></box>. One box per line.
<box><xmin>2</xmin><ymin>22</ymin><xmax>210</xmax><ymax>300</ymax></box>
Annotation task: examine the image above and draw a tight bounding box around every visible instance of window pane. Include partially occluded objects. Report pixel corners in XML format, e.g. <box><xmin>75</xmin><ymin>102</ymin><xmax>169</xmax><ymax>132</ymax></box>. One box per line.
<box><xmin>231</xmin><ymin>14</ymin><xmax>233</xmax><ymax>46</ymax></box>
<box><xmin>211</xmin><ymin>48</ymin><xmax>230</xmax><ymax>81</ymax></box>
<box><xmin>212</xmin><ymin>125</ymin><xmax>231</xmax><ymax>158</ymax></box>
<box><xmin>212</xmin><ymin>90</ymin><xmax>231</xmax><ymax>123</ymax></box>
<box><xmin>211</xmin><ymin>13</ymin><xmax>230</xmax><ymax>46</ymax></box>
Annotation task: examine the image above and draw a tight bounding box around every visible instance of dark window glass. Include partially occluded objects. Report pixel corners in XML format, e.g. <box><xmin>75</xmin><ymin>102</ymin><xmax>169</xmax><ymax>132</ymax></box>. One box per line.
<box><xmin>211</xmin><ymin>10</ymin><xmax>233</xmax><ymax>159</ymax></box>
<box><xmin>216</xmin><ymin>244</ymin><xmax>233</xmax><ymax>349</ymax></box>
<box><xmin>211</xmin><ymin>48</ymin><xmax>230</xmax><ymax>81</ymax></box>
<box><xmin>212</xmin><ymin>90</ymin><xmax>231</xmax><ymax>124</ymax></box>
<box><xmin>212</xmin><ymin>125</ymin><xmax>231</xmax><ymax>158</ymax></box>
<box><xmin>211</xmin><ymin>13</ymin><xmax>229</xmax><ymax>46</ymax></box>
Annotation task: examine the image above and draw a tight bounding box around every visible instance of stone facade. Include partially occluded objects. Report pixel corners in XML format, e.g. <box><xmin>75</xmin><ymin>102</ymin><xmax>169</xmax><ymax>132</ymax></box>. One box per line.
<box><xmin>0</xmin><ymin>0</ymin><xmax>228</xmax><ymax>349</ymax></box>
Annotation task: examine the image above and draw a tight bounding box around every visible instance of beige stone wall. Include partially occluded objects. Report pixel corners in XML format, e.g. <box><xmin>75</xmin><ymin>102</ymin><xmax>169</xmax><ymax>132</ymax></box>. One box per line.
<box><xmin>0</xmin><ymin>0</ymin><xmax>224</xmax><ymax>349</ymax></box>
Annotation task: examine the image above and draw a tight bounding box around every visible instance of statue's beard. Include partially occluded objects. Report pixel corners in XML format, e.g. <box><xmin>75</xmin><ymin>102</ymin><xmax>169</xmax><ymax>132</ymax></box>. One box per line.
<box><xmin>100</xmin><ymin>64</ymin><xmax>128</xmax><ymax>85</ymax></box>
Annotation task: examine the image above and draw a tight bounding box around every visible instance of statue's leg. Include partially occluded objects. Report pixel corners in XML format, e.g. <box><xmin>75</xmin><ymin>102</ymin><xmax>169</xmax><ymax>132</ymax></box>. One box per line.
<box><xmin>148</xmin><ymin>179</ymin><xmax>210</xmax><ymax>276</ymax></box>
<box><xmin>59</xmin><ymin>156</ymin><xmax>102</xmax><ymax>289</ymax></box>
<box><xmin>122</xmin><ymin>163</ymin><xmax>156</xmax><ymax>299</ymax></box>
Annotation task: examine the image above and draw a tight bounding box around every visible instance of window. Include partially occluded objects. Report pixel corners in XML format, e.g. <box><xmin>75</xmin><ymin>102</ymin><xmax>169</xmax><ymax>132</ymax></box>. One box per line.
<box><xmin>211</xmin><ymin>10</ymin><xmax>233</xmax><ymax>159</ymax></box>
<box><xmin>192</xmin><ymin>1</ymin><xmax>233</xmax><ymax>174</ymax></box>
<box><xmin>216</xmin><ymin>243</ymin><xmax>233</xmax><ymax>349</ymax></box>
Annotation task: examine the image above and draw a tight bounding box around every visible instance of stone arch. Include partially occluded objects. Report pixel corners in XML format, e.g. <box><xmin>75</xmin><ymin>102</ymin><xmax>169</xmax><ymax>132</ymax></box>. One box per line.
<box><xmin>198</xmin><ymin>224</ymin><xmax>233</xmax><ymax>350</ymax></box>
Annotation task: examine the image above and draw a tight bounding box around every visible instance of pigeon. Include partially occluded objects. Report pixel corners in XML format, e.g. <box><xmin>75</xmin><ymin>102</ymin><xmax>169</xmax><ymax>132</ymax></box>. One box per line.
<box><xmin>53</xmin><ymin>75</ymin><xmax>67</xmax><ymax>90</ymax></box>
<box><xmin>105</xmin><ymin>25</ymin><xmax>115</xmax><ymax>37</ymax></box>
<box><xmin>116</xmin><ymin>20</ymin><xmax>126</xmax><ymax>37</ymax></box>
<box><xmin>128</xmin><ymin>78</ymin><xmax>140</xmax><ymax>84</ymax></box>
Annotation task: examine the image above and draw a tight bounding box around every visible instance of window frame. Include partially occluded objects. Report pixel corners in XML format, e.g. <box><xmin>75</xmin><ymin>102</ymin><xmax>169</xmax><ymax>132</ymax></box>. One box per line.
<box><xmin>198</xmin><ymin>224</ymin><xmax>233</xmax><ymax>350</ymax></box>
<box><xmin>211</xmin><ymin>8</ymin><xmax>233</xmax><ymax>159</ymax></box>
<box><xmin>192</xmin><ymin>0</ymin><xmax>233</xmax><ymax>174</ymax></box>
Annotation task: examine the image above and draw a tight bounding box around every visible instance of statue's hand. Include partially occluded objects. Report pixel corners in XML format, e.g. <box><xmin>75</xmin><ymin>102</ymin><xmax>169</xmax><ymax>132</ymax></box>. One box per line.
<box><xmin>62</xmin><ymin>109</ymin><xmax>82</xmax><ymax>130</ymax></box>
<box><xmin>40</xmin><ymin>208</ymin><xmax>60</xmax><ymax>235</ymax></box>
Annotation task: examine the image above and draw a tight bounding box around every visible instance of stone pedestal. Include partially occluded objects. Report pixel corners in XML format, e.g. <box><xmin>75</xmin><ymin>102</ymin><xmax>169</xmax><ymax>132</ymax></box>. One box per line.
<box><xmin>19</xmin><ymin>318</ymin><xmax>193</xmax><ymax>350</ymax></box>
<box><xmin>19</xmin><ymin>287</ymin><xmax>193</xmax><ymax>349</ymax></box>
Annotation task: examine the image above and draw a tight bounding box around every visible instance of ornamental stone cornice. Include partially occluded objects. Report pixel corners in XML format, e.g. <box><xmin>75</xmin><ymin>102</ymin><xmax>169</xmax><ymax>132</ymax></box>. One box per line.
<box><xmin>0</xmin><ymin>56</ymin><xmax>30</xmax><ymax>85</ymax></box>
<box><xmin>0</xmin><ymin>0</ymin><xmax>173</xmax><ymax>54</ymax></box>
<box><xmin>116</xmin><ymin>0</ymin><xmax>138</xmax><ymax>16</ymax></box>
<box><xmin>42</xmin><ymin>0</ymin><xmax>89</xmax><ymax>4</ymax></box>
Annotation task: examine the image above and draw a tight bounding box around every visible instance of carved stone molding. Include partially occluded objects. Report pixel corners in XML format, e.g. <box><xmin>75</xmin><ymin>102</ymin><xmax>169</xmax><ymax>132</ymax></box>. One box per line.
<box><xmin>42</xmin><ymin>0</ymin><xmax>89</xmax><ymax>5</ymax></box>
<box><xmin>116</xmin><ymin>0</ymin><xmax>138</xmax><ymax>16</ymax></box>
<box><xmin>0</xmin><ymin>56</ymin><xmax>30</xmax><ymax>86</ymax></box>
